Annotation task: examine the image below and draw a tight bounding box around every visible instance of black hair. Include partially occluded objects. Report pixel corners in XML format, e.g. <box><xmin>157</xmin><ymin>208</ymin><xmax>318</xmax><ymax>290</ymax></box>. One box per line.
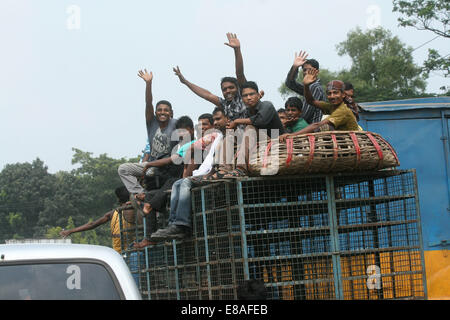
<box><xmin>237</xmin><ymin>280</ymin><xmax>267</xmax><ymax>300</ymax></box>
<box><xmin>240</xmin><ymin>81</ymin><xmax>259</xmax><ymax>94</ymax></box>
<box><xmin>344</xmin><ymin>82</ymin><xmax>354</xmax><ymax>91</ymax></box>
<box><xmin>304</xmin><ymin>59</ymin><xmax>320</xmax><ymax>70</ymax></box>
<box><xmin>155</xmin><ymin>100</ymin><xmax>172</xmax><ymax>110</ymax></box>
<box><xmin>198</xmin><ymin>113</ymin><xmax>214</xmax><ymax>125</ymax></box>
<box><xmin>115</xmin><ymin>186</ymin><xmax>130</xmax><ymax>204</ymax></box>
<box><xmin>277</xmin><ymin>108</ymin><xmax>286</xmax><ymax>113</ymax></box>
<box><xmin>212</xmin><ymin>106</ymin><xmax>227</xmax><ymax>117</ymax></box>
<box><xmin>284</xmin><ymin>96</ymin><xmax>303</xmax><ymax>111</ymax></box>
<box><xmin>220</xmin><ymin>77</ymin><xmax>239</xmax><ymax>88</ymax></box>
<box><xmin>175</xmin><ymin>116</ymin><xmax>194</xmax><ymax>130</ymax></box>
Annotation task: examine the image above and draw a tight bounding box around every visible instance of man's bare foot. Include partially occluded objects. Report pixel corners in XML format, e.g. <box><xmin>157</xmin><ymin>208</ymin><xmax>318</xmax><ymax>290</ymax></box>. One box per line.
<box><xmin>143</xmin><ymin>203</ymin><xmax>152</xmax><ymax>215</ymax></box>
<box><xmin>134</xmin><ymin>198</ymin><xmax>152</xmax><ymax>217</ymax></box>
<box><xmin>133</xmin><ymin>238</ymin><xmax>156</xmax><ymax>249</ymax></box>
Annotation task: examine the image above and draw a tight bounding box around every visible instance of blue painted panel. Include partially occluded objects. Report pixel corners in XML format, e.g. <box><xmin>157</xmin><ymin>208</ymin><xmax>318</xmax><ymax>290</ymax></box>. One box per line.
<box><xmin>360</xmin><ymin>96</ymin><xmax>450</xmax><ymax>112</ymax></box>
<box><xmin>363</xmin><ymin>117</ymin><xmax>450</xmax><ymax>251</ymax></box>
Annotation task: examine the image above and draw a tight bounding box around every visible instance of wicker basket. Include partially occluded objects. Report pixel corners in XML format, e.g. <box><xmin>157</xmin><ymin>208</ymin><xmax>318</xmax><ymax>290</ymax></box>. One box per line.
<box><xmin>248</xmin><ymin>131</ymin><xmax>400</xmax><ymax>176</ymax></box>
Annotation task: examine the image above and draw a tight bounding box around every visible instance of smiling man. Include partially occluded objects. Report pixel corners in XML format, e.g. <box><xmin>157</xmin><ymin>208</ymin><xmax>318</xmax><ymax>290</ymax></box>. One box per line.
<box><xmin>212</xmin><ymin>81</ymin><xmax>285</xmax><ymax>178</ymax></box>
<box><xmin>285</xmin><ymin>51</ymin><xmax>325</xmax><ymax>124</ymax></box>
<box><xmin>280</xmin><ymin>69</ymin><xmax>359</xmax><ymax>142</ymax></box>
<box><xmin>284</xmin><ymin>97</ymin><xmax>309</xmax><ymax>133</ymax></box>
<box><xmin>118</xmin><ymin>69</ymin><xmax>179</xmax><ymax>196</ymax></box>
<box><xmin>173</xmin><ymin>33</ymin><xmax>250</xmax><ymax>121</ymax></box>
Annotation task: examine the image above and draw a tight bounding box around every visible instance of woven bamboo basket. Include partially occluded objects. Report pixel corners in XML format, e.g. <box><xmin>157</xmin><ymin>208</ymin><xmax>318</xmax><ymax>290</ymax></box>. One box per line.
<box><xmin>248</xmin><ymin>131</ymin><xmax>400</xmax><ymax>176</ymax></box>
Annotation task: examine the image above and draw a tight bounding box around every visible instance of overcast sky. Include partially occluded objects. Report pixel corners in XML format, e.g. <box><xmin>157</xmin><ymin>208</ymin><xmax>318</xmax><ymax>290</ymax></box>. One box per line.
<box><xmin>1</xmin><ymin>0</ymin><xmax>448</xmax><ymax>173</ymax></box>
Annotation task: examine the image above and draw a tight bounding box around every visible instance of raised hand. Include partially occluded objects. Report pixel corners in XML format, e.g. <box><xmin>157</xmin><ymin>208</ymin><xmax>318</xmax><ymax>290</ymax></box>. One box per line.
<box><xmin>293</xmin><ymin>50</ymin><xmax>309</xmax><ymax>69</ymax></box>
<box><xmin>138</xmin><ymin>69</ymin><xmax>153</xmax><ymax>82</ymax></box>
<box><xmin>224</xmin><ymin>32</ymin><xmax>241</xmax><ymax>50</ymax></box>
<box><xmin>303</xmin><ymin>68</ymin><xmax>319</xmax><ymax>86</ymax></box>
<box><xmin>173</xmin><ymin>66</ymin><xmax>187</xmax><ymax>84</ymax></box>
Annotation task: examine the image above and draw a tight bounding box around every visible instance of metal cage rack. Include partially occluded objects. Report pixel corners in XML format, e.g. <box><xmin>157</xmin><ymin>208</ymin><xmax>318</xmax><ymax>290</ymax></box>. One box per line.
<box><xmin>120</xmin><ymin>169</ymin><xmax>427</xmax><ymax>300</ymax></box>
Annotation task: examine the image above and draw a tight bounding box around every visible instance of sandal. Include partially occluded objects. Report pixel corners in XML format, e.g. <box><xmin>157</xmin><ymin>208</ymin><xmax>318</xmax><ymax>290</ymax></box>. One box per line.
<box><xmin>203</xmin><ymin>169</ymin><xmax>233</xmax><ymax>182</ymax></box>
<box><xmin>221</xmin><ymin>167</ymin><xmax>247</xmax><ymax>179</ymax></box>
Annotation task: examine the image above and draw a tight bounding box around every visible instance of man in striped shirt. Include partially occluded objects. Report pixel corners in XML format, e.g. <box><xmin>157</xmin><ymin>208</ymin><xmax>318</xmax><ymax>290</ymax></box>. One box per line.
<box><xmin>285</xmin><ymin>51</ymin><xmax>326</xmax><ymax>124</ymax></box>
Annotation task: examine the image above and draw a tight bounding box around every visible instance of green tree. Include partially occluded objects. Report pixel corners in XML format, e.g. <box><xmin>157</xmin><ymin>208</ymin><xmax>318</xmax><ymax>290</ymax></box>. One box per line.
<box><xmin>278</xmin><ymin>27</ymin><xmax>429</xmax><ymax>103</ymax></box>
<box><xmin>71</xmin><ymin>148</ymin><xmax>139</xmax><ymax>213</ymax></box>
<box><xmin>0</xmin><ymin>158</ymin><xmax>56</xmax><ymax>242</ymax></box>
<box><xmin>46</xmin><ymin>216</ymin><xmax>101</xmax><ymax>245</ymax></box>
<box><xmin>393</xmin><ymin>0</ymin><xmax>450</xmax><ymax>77</ymax></box>
<box><xmin>336</xmin><ymin>27</ymin><xmax>428</xmax><ymax>101</ymax></box>
<box><xmin>0</xmin><ymin>150</ymin><xmax>139</xmax><ymax>245</ymax></box>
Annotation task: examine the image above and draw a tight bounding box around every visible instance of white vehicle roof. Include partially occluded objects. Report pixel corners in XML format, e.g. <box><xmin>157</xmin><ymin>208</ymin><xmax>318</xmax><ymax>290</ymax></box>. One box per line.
<box><xmin>0</xmin><ymin>243</ymin><xmax>141</xmax><ymax>300</ymax></box>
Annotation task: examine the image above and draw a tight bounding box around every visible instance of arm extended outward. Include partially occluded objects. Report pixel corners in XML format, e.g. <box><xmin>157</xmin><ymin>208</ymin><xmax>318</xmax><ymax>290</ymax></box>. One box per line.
<box><xmin>173</xmin><ymin>66</ymin><xmax>220</xmax><ymax>106</ymax></box>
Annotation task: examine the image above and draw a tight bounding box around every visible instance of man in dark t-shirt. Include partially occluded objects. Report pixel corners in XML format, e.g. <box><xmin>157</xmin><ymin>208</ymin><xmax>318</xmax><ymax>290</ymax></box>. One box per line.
<box><xmin>210</xmin><ymin>81</ymin><xmax>284</xmax><ymax>178</ymax></box>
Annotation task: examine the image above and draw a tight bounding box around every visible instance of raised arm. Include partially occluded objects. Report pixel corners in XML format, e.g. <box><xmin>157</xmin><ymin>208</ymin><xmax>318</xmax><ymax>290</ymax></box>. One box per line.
<box><xmin>59</xmin><ymin>210</ymin><xmax>114</xmax><ymax>238</ymax></box>
<box><xmin>279</xmin><ymin>118</ymin><xmax>333</xmax><ymax>142</ymax></box>
<box><xmin>173</xmin><ymin>66</ymin><xmax>220</xmax><ymax>106</ymax></box>
<box><xmin>285</xmin><ymin>51</ymin><xmax>309</xmax><ymax>94</ymax></box>
<box><xmin>224</xmin><ymin>33</ymin><xmax>246</xmax><ymax>86</ymax></box>
<box><xmin>138</xmin><ymin>69</ymin><xmax>154</xmax><ymax>124</ymax></box>
<box><xmin>303</xmin><ymin>69</ymin><xmax>324</xmax><ymax>109</ymax></box>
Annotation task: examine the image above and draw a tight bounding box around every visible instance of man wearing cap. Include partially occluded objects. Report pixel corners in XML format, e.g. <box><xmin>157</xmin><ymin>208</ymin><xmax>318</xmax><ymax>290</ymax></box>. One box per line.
<box><xmin>285</xmin><ymin>51</ymin><xmax>326</xmax><ymax>124</ymax></box>
<box><xmin>280</xmin><ymin>69</ymin><xmax>358</xmax><ymax>142</ymax></box>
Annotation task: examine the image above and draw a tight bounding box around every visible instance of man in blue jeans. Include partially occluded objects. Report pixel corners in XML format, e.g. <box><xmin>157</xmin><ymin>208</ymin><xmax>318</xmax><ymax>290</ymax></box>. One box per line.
<box><xmin>150</xmin><ymin>107</ymin><xmax>230</xmax><ymax>241</ymax></box>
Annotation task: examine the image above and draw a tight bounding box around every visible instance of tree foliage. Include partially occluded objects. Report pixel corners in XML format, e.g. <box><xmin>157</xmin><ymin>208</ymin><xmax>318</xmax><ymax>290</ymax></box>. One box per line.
<box><xmin>0</xmin><ymin>159</ymin><xmax>56</xmax><ymax>239</ymax></box>
<box><xmin>336</xmin><ymin>27</ymin><xmax>427</xmax><ymax>101</ymax></box>
<box><xmin>393</xmin><ymin>0</ymin><xmax>450</xmax><ymax>77</ymax></box>
<box><xmin>279</xmin><ymin>26</ymin><xmax>430</xmax><ymax>103</ymax></box>
<box><xmin>0</xmin><ymin>150</ymin><xmax>139</xmax><ymax>247</ymax></box>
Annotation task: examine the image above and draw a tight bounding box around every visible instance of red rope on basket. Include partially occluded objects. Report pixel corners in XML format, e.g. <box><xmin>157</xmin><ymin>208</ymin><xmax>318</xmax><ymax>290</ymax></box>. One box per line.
<box><xmin>262</xmin><ymin>141</ymin><xmax>272</xmax><ymax>168</ymax></box>
<box><xmin>306</xmin><ymin>134</ymin><xmax>315</xmax><ymax>170</ymax></box>
<box><xmin>378</xmin><ymin>135</ymin><xmax>400</xmax><ymax>166</ymax></box>
<box><xmin>366</xmin><ymin>133</ymin><xmax>384</xmax><ymax>169</ymax></box>
<box><xmin>349</xmin><ymin>132</ymin><xmax>361</xmax><ymax>169</ymax></box>
<box><xmin>286</xmin><ymin>138</ymin><xmax>294</xmax><ymax>167</ymax></box>
<box><xmin>330</xmin><ymin>133</ymin><xmax>338</xmax><ymax>170</ymax></box>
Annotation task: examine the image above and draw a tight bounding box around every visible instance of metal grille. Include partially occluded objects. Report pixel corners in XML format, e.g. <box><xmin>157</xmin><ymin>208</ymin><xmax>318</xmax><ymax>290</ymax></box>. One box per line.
<box><xmin>121</xmin><ymin>169</ymin><xmax>427</xmax><ymax>300</ymax></box>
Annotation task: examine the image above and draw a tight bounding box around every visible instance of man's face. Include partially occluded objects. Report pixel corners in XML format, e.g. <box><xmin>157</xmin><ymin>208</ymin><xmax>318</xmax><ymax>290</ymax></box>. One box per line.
<box><xmin>197</xmin><ymin>118</ymin><xmax>214</xmax><ymax>137</ymax></box>
<box><xmin>241</xmin><ymin>87</ymin><xmax>260</xmax><ymax>108</ymax></box>
<box><xmin>302</xmin><ymin>63</ymin><xmax>316</xmax><ymax>75</ymax></box>
<box><xmin>344</xmin><ymin>89</ymin><xmax>354</xmax><ymax>99</ymax></box>
<box><xmin>177</xmin><ymin>127</ymin><xmax>195</xmax><ymax>142</ymax></box>
<box><xmin>286</xmin><ymin>105</ymin><xmax>302</xmax><ymax>121</ymax></box>
<box><xmin>155</xmin><ymin>104</ymin><xmax>171</xmax><ymax>123</ymax></box>
<box><xmin>212</xmin><ymin>111</ymin><xmax>228</xmax><ymax>130</ymax></box>
<box><xmin>221</xmin><ymin>81</ymin><xmax>238</xmax><ymax>102</ymax></box>
<box><xmin>327</xmin><ymin>89</ymin><xmax>346</xmax><ymax>107</ymax></box>
<box><xmin>278</xmin><ymin>112</ymin><xmax>288</xmax><ymax>126</ymax></box>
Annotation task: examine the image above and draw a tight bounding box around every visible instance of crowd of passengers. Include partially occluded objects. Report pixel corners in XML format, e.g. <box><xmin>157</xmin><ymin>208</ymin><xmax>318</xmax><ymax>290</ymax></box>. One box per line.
<box><xmin>61</xmin><ymin>33</ymin><xmax>362</xmax><ymax>250</ymax></box>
